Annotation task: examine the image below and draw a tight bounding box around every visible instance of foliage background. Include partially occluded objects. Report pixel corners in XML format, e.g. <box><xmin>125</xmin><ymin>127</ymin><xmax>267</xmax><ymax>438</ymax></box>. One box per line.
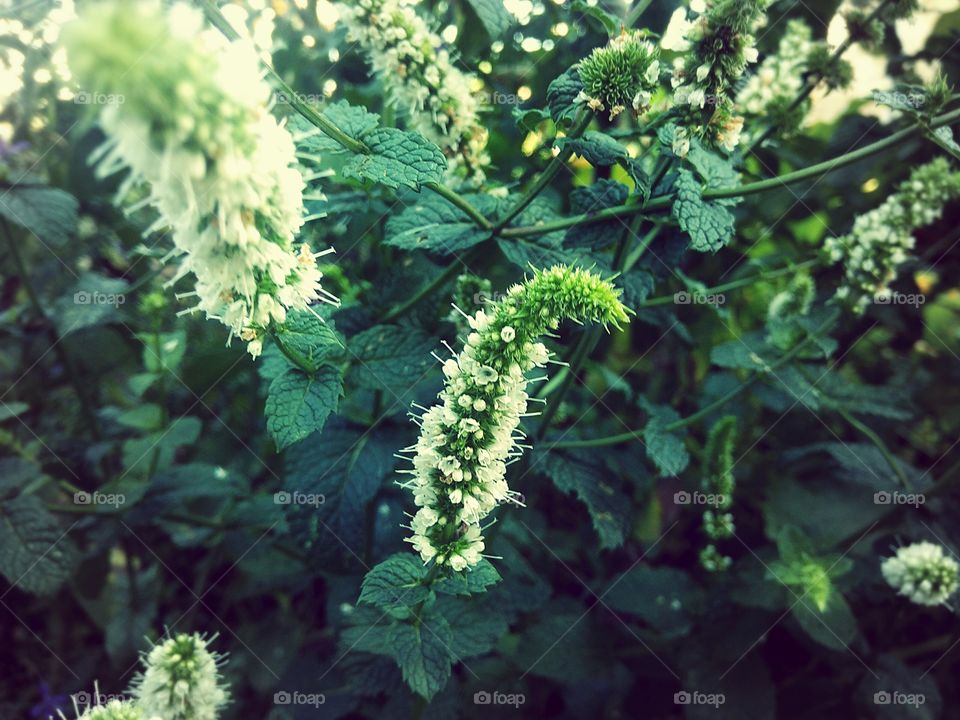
<box><xmin>2</xmin><ymin>0</ymin><xmax>960</xmax><ymax>717</ymax></box>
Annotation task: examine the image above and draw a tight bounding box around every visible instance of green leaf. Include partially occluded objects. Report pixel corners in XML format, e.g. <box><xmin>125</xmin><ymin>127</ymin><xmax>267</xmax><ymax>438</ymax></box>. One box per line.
<box><xmin>389</xmin><ymin>612</ymin><xmax>453</xmax><ymax>700</ymax></box>
<box><xmin>116</xmin><ymin>404</ymin><xmax>163</xmax><ymax>431</ymax></box>
<box><xmin>465</xmin><ymin>0</ymin><xmax>514</xmax><ymax>39</ymax></box>
<box><xmin>434</xmin><ymin>558</ymin><xmax>501</xmax><ymax>596</ymax></box>
<box><xmin>672</xmin><ymin>168</ymin><xmax>736</xmax><ymax>252</ymax></box>
<box><xmin>512</xmin><ymin>106</ymin><xmax>551</xmax><ymax>132</ymax></box>
<box><xmin>284</xmin><ymin>420</ymin><xmax>402</xmax><ymax>555</ymax></box>
<box><xmin>566</xmin><ymin>179</ymin><xmax>630</xmax><ymax>250</ymax></box>
<box><xmin>0</xmin><ymin>494</ymin><xmax>78</xmax><ymax>595</ymax></box>
<box><xmin>0</xmin><ymin>182</ymin><xmax>77</xmax><ymax>247</ymax></box>
<box><xmin>546</xmin><ymin>67</ymin><xmax>583</xmax><ymax>126</ymax></box>
<box><xmin>538</xmin><ymin>448</ymin><xmax>630</xmax><ymax>549</ymax></box>
<box><xmin>556</xmin><ymin>131</ymin><xmax>628</xmax><ymax>166</ymax></box>
<box><xmin>292</xmin><ymin>101</ymin><xmax>379</xmax><ymax>153</ymax></box>
<box><xmin>265</xmin><ymin>366</ymin><xmax>342</xmax><ymax>451</ymax></box>
<box><xmin>272</xmin><ymin>309</ymin><xmax>343</xmax><ymax>373</ymax></box>
<box><xmin>604</xmin><ymin>565</ymin><xmax>705</xmax><ymax>638</ymax></box>
<box><xmin>385</xmin><ymin>193</ymin><xmax>496</xmax><ymax>255</ymax></box>
<box><xmin>639</xmin><ymin>400</ymin><xmax>689</xmax><ymax>477</ymax></box>
<box><xmin>434</xmin><ymin>594</ymin><xmax>508</xmax><ymax>658</ymax></box>
<box><xmin>791</xmin><ymin>590</ymin><xmax>858</xmax><ymax>651</ymax></box>
<box><xmin>0</xmin><ymin>402</ymin><xmax>29</xmax><ymax>422</ymax></box>
<box><xmin>571</xmin><ymin>0</ymin><xmax>621</xmax><ymax>35</ymax></box>
<box><xmin>359</xmin><ymin>554</ymin><xmax>431</xmax><ymax>609</ymax></box>
<box><xmin>55</xmin><ymin>273</ymin><xmax>129</xmax><ymax>336</ymax></box>
<box><xmin>343</xmin><ymin>128</ymin><xmax>447</xmax><ymax>191</ymax></box>
<box><xmin>121</xmin><ymin>416</ymin><xmax>202</xmax><ymax>477</ymax></box>
<box><xmin>347</xmin><ymin>324</ymin><xmax>436</xmax><ymax>397</ymax></box>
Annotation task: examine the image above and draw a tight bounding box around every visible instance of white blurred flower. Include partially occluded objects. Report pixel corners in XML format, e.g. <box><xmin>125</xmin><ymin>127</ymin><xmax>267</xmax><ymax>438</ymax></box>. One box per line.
<box><xmin>882</xmin><ymin>541</ymin><xmax>960</xmax><ymax>607</ymax></box>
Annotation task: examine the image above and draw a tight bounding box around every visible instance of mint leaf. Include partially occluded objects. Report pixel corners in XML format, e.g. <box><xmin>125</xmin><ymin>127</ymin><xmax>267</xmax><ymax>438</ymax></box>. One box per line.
<box><xmin>385</xmin><ymin>193</ymin><xmax>496</xmax><ymax>255</ymax></box>
<box><xmin>640</xmin><ymin>400</ymin><xmax>689</xmax><ymax>477</ymax></box>
<box><xmin>265</xmin><ymin>365</ymin><xmax>342</xmax><ymax>450</ymax></box>
<box><xmin>557</xmin><ymin>131</ymin><xmax>628</xmax><ymax>166</ymax></box>
<box><xmin>546</xmin><ymin>67</ymin><xmax>583</xmax><ymax>126</ymax></box>
<box><xmin>273</xmin><ymin>309</ymin><xmax>343</xmax><ymax>373</ymax></box>
<box><xmin>0</xmin><ymin>182</ymin><xmax>77</xmax><ymax>247</ymax></box>
<box><xmin>359</xmin><ymin>554</ymin><xmax>431</xmax><ymax>609</ymax></box>
<box><xmin>55</xmin><ymin>272</ymin><xmax>129</xmax><ymax>336</ymax></box>
<box><xmin>389</xmin><ymin>612</ymin><xmax>453</xmax><ymax>700</ymax></box>
<box><xmin>292</xmin><ymin>101</ymin><xmax>379</xmax><ymax>153</ymax></box>
<box><xmin>347</xmin><ymin>324</ymin><xmax>436</xmax><ymax>397</ymax></box>
<box><xmin>0</xmin><ymin>495</ymin><xmax>78</xmax><ymax>595</ymax></box>
<box><xmin>435</xmin><ymin>594</ymin><xmax>508</xmax><ymax>658</ymax></box>
<box><xmin>434</xmin><ymin>558</ymin><xmax>501</xmax><ymax>596</ymax></box>
<box><xmin>672</xmin><ymin>168</ymin><xmax>736</xmax><ymax>252</ymax></box>
<box><xmin>465</xmin><ymin>0</ymin><xmax>514</xmax><ymax>39</ymax></box>
<box><xmin>343</xmin><ymin>128</ymin><xmax>447</xmax><ymax>191</ymax></box>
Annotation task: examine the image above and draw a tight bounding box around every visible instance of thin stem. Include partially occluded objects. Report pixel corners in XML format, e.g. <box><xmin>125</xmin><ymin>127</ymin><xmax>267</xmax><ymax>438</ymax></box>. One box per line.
<box><xmin>626</xmin><ymin>0</ymin><xmax>655</xmax><ymax>27</ymax></box>
<box><xmin>268</xmin><ymin>329</ymin><xmax>315</xmax><ymax>373</ymax></box>
<box><xmin>495</xmin><ymin>110</ymin><xmax>592</xmax><ymax>230</ymax></box>
<box><xmin>381</xmin><ymin>246</ymin><xmax>484</xmax><ymax>322</ymax></box>
<box><xmin>499</xmin><ymin>107</ymin><xmax>960</xmax><ymax>239</ymax></box>
<box><xmin>747</xmin><ymin>0</ymin><xmax>895</xmax><ymax>153</ymax></box>
<box><xmin>549</xmin><ymin>319</ymin><xmax>833</xmax><ymax>449</ymax></box>
<box><xmin>426</xmin><ymin>183</ymin><xmax>492</xmax><ymax>230</ymax></box>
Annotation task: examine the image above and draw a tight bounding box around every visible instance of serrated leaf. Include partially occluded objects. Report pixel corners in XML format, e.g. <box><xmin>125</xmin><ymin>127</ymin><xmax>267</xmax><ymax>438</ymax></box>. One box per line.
<box><xmin>565</xmin><ymin>179</ymin><xmax>631</xmax><ymax>250</ymax></box>
<box><xmin>389</xmin><ymin>613</ymin><xmax>453</xmax><ymax>700</ymax></box>
<box><xmin>272</xmin><ymin>309</ymin><xmax>343</xmax><ymax>373</ymax></box>
<box><xmin>512</xmin><ymin>106</ymin><xmax>551</xmax><ymax>132</ymax></box>
<box><xmin>55</xmin><ymin>273</ymin><xmax>129</xmax><ymax>336</ymax></box>
<box><xmin>546</xmin><ymin>67</ymin><xmax>583</xmax><ymax>126</ymax></box>
<box><xmin>556</xmin><ymin>131</ymin><xmax>627</xmax><ymax>167</ymax></box>
<box><xmin>639</xmin><ymin>400</ymin><xmax>689</xmax><ymax>477</ymax></box>
<box><xmin>265</xmin><ymin>366</ymin><xmax>342</xmax><ymax>451</ymax></box>
<box><xmin>359</xmin><ymin>554</ymin><xmax>431</xmax><ymax>609</ymax></box>
<box><xmin>284</xmin><ymin>419</ymin><xmax>402</xmax><ymax>556</ymax></box>
<box><xmin>538</xmin><ymin>449</ymin><xmax>630</xmax><ymax>548</ymax></box>
<box><xmin>385</xmin><ymin>193</ymin><xmax>495</xmax><ymax>255</ymax></box>
<box><xmin>0</xmin><ymin>495</ymin><xmax>77</xmax><ymax>595</ymax></box>
<box><xmin>292</xmin><ymin>101</ymin><xmax>380</xmax><ymax>153</ymax></box>
<box><xmin>434</xmin><ymin>594</ymin><xmax>508</xmax><ymax>658</ymax></box>
<box><xmin>434</xmin><ymin>558</ymin><xmax>501</xmax><ymax>596</ymax></box>
<box><xmin>0</xmin><ymin>182</ymin><xmax>77</xmax><ymax>247</ymax></box>
<box><xmin>672</xmin><ymin>168</ymin><xmax>736</xmax><ymax>252</ymax></box>
<box><xmin>348</xmin><ymin>324</ymin><xmax>436</xmax><ymax>397</ymax></box>
<box><xmin>343</xmin><ymin>128</ymin><xmax>446</xmax><ymax>190</ymax></box>
<box><xmin>620</xmin><ymin>268</ymin><xmax>655</xmax><ymax>307</ymax></box>
<box><xmin>465</xmin><ymin>0</ymin><xmax>514</xmax><ymax>38</ymax></box>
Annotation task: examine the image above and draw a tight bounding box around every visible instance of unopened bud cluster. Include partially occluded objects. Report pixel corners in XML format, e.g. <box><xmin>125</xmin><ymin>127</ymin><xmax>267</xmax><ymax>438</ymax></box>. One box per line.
<box><xmin>576</xmin><ymin>29</ymin><xmax>661</xmax><ymax>120</ymax></box>
<box><xmin>882</xmin><ymin>541</ymin><xmax>960</xmax><ymax>607</ymax></box>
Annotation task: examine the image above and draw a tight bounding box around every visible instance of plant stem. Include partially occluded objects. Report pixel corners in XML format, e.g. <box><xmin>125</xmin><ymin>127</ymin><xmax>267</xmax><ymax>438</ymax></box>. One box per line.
<box><xmin>549</xmin><ymin>319</ymin><xmax>833</xmax><ymax>449</ymax></box>
<box><xmin>425</xmin><ymin>182</ymin><xmax>492</xmax><ymax>230</ymax></box>
<box><xmin>381</xmin><ymin>246</ymin><xmax>484</xmax><ymax>322</ymax></box>
<box><xmin>1</xmin><ymin>218</ymin><xmax>102</xmax><ymax>440</ymax></box>
<box><xmin>626</xmin><ymin>0</ymin><xmax>655</xmax><ymax>27</ymax></box>
<box><xmin>494</xmin><ymin>110</ymin><xmax>592</xmax><ymax>230</ymax></box>
<box><xmin>268</xmin><ymin>329</ymin><xmax>315</xmax><ymax>372</ymax></box>
<box><xmin>500</xmin><ymin>108</ymin><xmax>960</xmax><ymax>239</ymax></box>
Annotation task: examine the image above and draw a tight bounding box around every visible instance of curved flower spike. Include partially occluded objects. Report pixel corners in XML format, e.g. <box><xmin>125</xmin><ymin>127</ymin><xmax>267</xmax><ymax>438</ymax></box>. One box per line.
<box><xmin>400</xmin><ymin>266</ymin><xmax>630</xmax><ymax>571</ymax></box>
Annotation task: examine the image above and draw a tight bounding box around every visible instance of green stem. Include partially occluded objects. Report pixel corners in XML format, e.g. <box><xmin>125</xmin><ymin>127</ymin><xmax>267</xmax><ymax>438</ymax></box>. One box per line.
<box><xmin>381</xmin><ymin>246</ymin><xmax>484</xmax><ymax>322</ymax></box>
<box><xmin>549</xmin><ymin>319</ymin><xmax>832</xmax><ymax>449</ymax></box>
<box><xmin>1</xmin><ymin>218</ymin><xmax>102</xmax><ymax>440</ymax></box>
<box><xmin>500</xmin><ymin>108</ymin><xmax>960</xmax><ymax>239</ymax></box>
<box><xmin>495</xmin><ymin>110</ymin><xmax>592</xmax><ymax>230</ymax></box>
<box><xmin>426</xmin><ymin>183</ymin><xmax>492</xmax><ymax>230</ymax></box>
<box><xmin>626</xmin><ymin>0</ymin><xmax>655</xmax><ymax>26</ymax></box>
<box><xmin>268</xmin><ymin>329</ymin><xmax>315</xmax><ymax>372</ymax></box>
<box><xmin>637</xmin><ymin>259</ymin><xmax>820</xmax><ymax>308</ymax></box>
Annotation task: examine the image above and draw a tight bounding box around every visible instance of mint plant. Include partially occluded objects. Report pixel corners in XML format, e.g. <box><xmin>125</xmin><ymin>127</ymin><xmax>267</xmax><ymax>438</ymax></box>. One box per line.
<box><xmin>2</xmin><ymin>0</ymin><xmax>960</xmax><ymax>716</ymax></box>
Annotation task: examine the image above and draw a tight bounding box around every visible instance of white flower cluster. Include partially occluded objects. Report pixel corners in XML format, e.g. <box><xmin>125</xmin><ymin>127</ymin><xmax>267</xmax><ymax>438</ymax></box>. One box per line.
<box><xmin>402</xmin><ymin>303</ymin><xmax>547</xmax><ymax>570</ymax></box>
<box><xmin>338</xmin><ymin>0</ymin><xmax>489</xmax><ymax>185</ymax></box>
<box><xmin>737</xmin><ymin>20</ymin><xmax>815</xmax><ymax>118</ymax></box>
<box><xmin>825</xmin><ymin>158</ymin><xmax>960</xmax><ymax>312</ymax></box>
<box><xmin>882</xmin><ymin>541</ymin><xmax>960</xmax><ymax>607</ymax></box>
<box><xmin>400</xmin><ymin>266</ymin><xmax>629</xmax><ymax>571</ymax></box>
<box><xmin>133</xmin><ymin>633</ymin><xmax>229</xmax><ymax>720</ymax></box>
<box><xmin>71</xmin><ymin>699</ymin><xmax>153</xmax><ymax>720</ymax></box>
<box><xmin>663</xmin><ymin>0</ymin><xmax>767</xmax><ymax>154</ymax></box>
<box><xmin>64</xmin><ymin>1</ymin><xmax>335</xmax><ymax>358</ymax></box>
